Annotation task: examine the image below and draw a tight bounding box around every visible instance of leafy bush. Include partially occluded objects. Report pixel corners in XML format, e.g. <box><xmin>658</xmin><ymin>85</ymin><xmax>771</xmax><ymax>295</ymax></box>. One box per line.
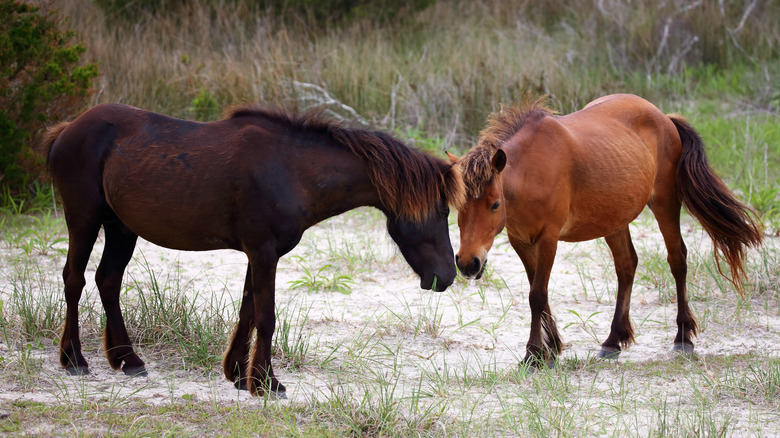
<box><xmin>189</xmin><ymin>89</ymin><xmax>220</xmax><ymax>121</ymax></box>
<box><xmin>0</xmin><ymin>1</ymin><xmax>98</xmax><ymax>193</ymax></box>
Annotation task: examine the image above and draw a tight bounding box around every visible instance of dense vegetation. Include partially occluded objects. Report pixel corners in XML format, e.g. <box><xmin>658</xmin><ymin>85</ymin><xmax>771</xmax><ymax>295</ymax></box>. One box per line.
<box><xmin>0</xmin><ymin>0</ymin><xmax>98</xmax><ymax>196</ymax></box>
<box><xmin>1</xmin><ymin>0</ymin><xmax>778</xmax><ymax>223</ymax></box>
<box><xmin>1</xmin><ymin>2</ymin><xmax>779</xmax><ymax>435</ymax></box>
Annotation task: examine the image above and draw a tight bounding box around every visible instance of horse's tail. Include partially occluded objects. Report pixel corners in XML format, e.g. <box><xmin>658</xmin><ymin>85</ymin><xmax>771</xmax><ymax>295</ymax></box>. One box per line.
<box><xmin>670</xmin><ymin>114</ymin><xmax>764</xmax><ymax>294</ymax></box>
<box><xmin>40</xmin><ymin>122</ymin><xmax>70</xmax><ymax>168</ymax></box>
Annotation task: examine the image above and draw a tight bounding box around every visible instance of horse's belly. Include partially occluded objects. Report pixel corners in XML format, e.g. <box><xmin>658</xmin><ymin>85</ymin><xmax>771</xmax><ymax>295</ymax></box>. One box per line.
<box><xmin>102</xmin><ymin>166</ymin><xmax>239</xmax><ymax>250</ymax></box>
<box><xmin>129</xmin><ymin>222</ymin><xmax>235</xmax><ymax>251</ymax></box>
<box><xmin>559</xmin><ymin>140</ymin><xmax>655</xmax><ymax>241</ymax></box>
<box><xmin>113</xmin><ymin>204</ymin><xmax>237</xmax><ymax>251</ymax></box>
<box><xmin>558</xmin><ymin>188</ymin><xmax>650</xmax><ymax>242</ymax></box>
<box><xmin>558</xmin><ymin>207</ymin><xmax>645</xmax><ymax>242</ymax></box>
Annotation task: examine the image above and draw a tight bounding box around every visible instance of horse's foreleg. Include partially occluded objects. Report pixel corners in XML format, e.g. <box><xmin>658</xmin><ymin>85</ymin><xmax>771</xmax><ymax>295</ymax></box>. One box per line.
<box><xmin>508</xmin><ymin>234</ymin><xmax>537</xmax><ymax>286</ymax></box>
<box><xmin>245</xmin><ymin>255</ymin><xmax>286</xmax><ymax>397</ymax></box>
<box><xmin>522</xmin><ymin>235</ymin><xmax>562</xmax><ymax>367</ymax></box>
<box><xmin>96</xmin><ymin>223</ymin><xmax>144</xmax><ymax>376</ymax></box>
<box><xmin>59</xmin><ymin>221</ymin><xmax>101</xmax><ymax>375</ymax></box>
<box><xmin>223</xmin><ymin>266</ymin><xmax>254</xmax><ymax>390</ymax></box>
<box><xmin>600</xmin><ymin>227</ymin><xmax>638</xmax><ymax>358</ymax></box>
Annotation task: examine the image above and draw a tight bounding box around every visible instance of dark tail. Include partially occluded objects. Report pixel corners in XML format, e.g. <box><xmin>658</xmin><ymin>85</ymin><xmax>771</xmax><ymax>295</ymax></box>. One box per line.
<box><xmin>670</xmin><ymin>115</ymin><xmax>764</xmax><ymax>294</ymax></box>
<box><xmin>40</xmin><ymin>122</ymin><xmax>70</xmax><ymax>168</ymax></box>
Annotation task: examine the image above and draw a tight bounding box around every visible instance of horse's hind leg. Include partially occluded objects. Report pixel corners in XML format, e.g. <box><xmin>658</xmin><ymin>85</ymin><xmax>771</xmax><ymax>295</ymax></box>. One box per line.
<box><xmin>223</xmin><ymin>265</ymin><xmax>254</xmax><ymax>390</ymax></box>
<box><xmin>60</xmin><ymin>220</ymin><xmax>101</xmax><ymax>375</ymax></box>
<box><xmin>649</xmin><ymin>198</ymin><xmax>698</xmax><ymax>353</ymax></box>
<box><xmin>96</xmin><ymin>222</ymin><xmax>144</xmax><ymax>375</ymax></box>
<box><xmin>599</xmin><ymin>227</ymin><xmax>638</xmax><ymax>359</ymax></box>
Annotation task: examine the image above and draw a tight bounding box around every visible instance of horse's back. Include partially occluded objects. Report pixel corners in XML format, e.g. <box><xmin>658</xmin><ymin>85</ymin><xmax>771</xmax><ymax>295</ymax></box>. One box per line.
<box><xmin>48</xmin><ymin>104</ymin><xmax>251</xmax><ymax>250</ymax></box>
<box><xmin>576</xmin><ymin>94</ymin><xmax>681</xmax><ymax>158</ymax></box>
<box><xmin>504</xmin><ymin>94</ymin><xmax>678</xmax><ymax>242</ymax></box>
<box><xmin>577</xmin><ymin>93</ymin><xmax>684</xmax><ymax>200</ymax></box>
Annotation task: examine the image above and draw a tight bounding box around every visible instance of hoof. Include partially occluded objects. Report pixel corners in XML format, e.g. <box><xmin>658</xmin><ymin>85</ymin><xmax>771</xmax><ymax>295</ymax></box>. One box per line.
<box><xmin>522</xmin><ymin>356</ymin><xmax>555</xmax><ymax>370</ymax></box>
<box><xmin>66</xmin><ymin>366</ymin><xmax>90</xmax><ymax>376</ymax></box>
<box><xmin>598</xmin><ymin>347</ymin><xmax>621</xmax><ymax>359</ymax></box>
<box><xmin>672</xmin><ymin>343</ymin><xmax>694</xmax><ymax>354</ymax></box>
<box><xmin>237</xmin><ymin>381</ymin><xmax>287</xmax><ymax>399</ymax></box>
<box><xmin>234</xmin><ymin>379</ymin><xmax>249</xmax><ymax>391</ymax></box>
<box><xmin>123</xmin><ymin>366</ymin><xmax>148</xmax><ymax>377</ymax></box>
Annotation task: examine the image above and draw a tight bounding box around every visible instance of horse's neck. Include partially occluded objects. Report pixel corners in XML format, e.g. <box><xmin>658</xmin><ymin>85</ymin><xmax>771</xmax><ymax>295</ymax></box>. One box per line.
<box><xmin>299</xmin><ymin>150</ymin><xmax>384</xmax><ymax>225</ymax></box>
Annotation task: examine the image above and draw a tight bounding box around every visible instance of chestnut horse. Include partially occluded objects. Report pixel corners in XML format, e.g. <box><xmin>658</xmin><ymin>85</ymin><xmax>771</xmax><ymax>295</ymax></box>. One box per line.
<box><xmin>42</xmin><ymin>103</ymin><xmax>466</xmax><ymax>396</ymax></box>
<box><xmin>450</xmin><ymin>94</ymin><xmax>763</xmax><ymax>365</ymax></box>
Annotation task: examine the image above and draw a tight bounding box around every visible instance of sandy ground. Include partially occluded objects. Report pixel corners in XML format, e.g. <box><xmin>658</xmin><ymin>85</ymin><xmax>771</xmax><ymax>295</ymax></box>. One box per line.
<box><xmin>0</xmin><ymin>209</ymin><xmax>778</xmax><ymax>431</ymax></box>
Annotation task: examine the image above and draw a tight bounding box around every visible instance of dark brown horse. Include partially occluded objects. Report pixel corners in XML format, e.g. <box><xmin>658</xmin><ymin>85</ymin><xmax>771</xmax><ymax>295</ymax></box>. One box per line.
<box><xmin>42</xmin><ymin>103</ymin><xmax>466</xmax><ymax>396</ymax></box>
<box><xmin>449</xmin><ymin>94</ymin><xmax>763</xmax><ymax>365</ymax></box>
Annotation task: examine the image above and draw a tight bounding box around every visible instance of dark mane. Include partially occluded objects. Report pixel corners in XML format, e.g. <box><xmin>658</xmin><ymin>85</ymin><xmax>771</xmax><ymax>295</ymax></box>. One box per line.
<box><xmin>457</xmin><ymin>96</ymin><xmax>553</xmax><ymax>199</ymax></box>
<box><xmin>226</xmin><ymin>104</ymin><xmax>465</xmax><ymax>221</ymax></box>
<box><xmin>225</xmin><ymin>104</ymin><xmax>334</xmax><ymax>131</ymax></box>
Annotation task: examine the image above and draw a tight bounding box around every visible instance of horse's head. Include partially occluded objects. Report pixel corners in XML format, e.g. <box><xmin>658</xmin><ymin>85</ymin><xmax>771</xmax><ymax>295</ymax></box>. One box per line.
<box><xmin>384</xmin><ymin>160</ymin><xmax>465</xmax><ymax>292</ymax></box>
<box><xmin>448</xmin><ymin>149</ymin><xmax>507</xmax><ymax>279</ymax></box>
<box><xmin>386</xmin><ymin>198</ymin><xmax>456</xmax><ymax>292</ymax></box>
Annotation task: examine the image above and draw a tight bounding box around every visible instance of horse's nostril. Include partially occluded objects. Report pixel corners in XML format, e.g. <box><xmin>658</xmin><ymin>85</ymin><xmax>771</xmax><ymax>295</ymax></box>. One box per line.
<box><xmin>473</xmin><ymin>257</ymin><xmax>480</xmax><ymax>267</ymax></box>
<box><xmin>455</xmin><ymin>255</ymin><xmax>460</xmax><ymax>264</ymax></box>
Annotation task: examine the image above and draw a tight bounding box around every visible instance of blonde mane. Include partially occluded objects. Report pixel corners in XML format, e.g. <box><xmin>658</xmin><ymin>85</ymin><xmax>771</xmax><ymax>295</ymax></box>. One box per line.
<box><xmin>458</xmin><ymin>95</ymin><xmax>554</xmax><ymax>199</ymax></box>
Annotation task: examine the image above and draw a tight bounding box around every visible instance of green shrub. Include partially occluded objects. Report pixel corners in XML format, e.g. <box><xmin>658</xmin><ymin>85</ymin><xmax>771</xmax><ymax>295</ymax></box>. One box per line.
<box><xmin>189</xmin><ymin>89</ymin><xmax>220</xmax><ymax>121</ymax></box>
<box><xmin>0</xmin><ymin>0</ymin><xmax>98</xmax><ymax>194</ymax></box>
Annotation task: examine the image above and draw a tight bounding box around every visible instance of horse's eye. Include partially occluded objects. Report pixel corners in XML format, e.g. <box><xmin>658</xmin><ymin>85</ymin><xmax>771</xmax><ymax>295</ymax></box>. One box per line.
<box><xmin>490</xmin><ymin>201</ymin><xmax>501</xmax><ymax>211</ymax></box>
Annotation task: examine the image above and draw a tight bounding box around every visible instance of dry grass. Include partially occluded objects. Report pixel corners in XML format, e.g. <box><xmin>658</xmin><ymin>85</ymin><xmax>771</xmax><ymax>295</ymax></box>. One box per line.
<box><xmin>47</xmin><ymin>0</ymin><xmax>780</xmax><ymax>150</ymax></box>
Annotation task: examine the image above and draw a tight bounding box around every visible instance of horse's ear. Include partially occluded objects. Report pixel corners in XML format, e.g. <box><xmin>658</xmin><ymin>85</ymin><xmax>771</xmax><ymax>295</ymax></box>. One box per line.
<box><xmin>445</xmin><ymin>150</ymin><xmax>460</xmax><ymax>164</ymax></box>
<box><xmin>491</xmin><ymin>149</ymin><xmax>507</xmax><ymax>173</ymax></box>
<box><xmin>442</xmin><ymin>160</ymin><xmax>466</xmax><ymax>210</ymax></box>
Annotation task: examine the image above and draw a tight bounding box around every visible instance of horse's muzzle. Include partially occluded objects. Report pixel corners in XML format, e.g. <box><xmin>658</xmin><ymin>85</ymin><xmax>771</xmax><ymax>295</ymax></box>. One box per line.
<box><xmin>455</xmin><ymin>255</ymin><xmax>487</xmax><ymax>280</ymax></box>
<box><xmin>421</xmin><ymin>272</ymin><xmax>454</xmax><ymax>292</ymax></box>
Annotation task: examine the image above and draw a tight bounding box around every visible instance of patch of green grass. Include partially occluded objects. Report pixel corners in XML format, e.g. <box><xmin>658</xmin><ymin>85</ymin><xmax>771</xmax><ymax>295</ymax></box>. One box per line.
<box><xmin>0</xmin><ymin>182</ymin><xmax>57</xmax><ymax>218</ymax></box>
<box><xmin>687</xmin><ymin>111</ymin><xmax>780</xmax><ymax>232</ymax></box>
<box><xmin>287</xmin><ymin>257</ymin><xmax>355</xmax><ymax>295</ymax></box>
<box><xmin>5</xmin><ymin>264</ymin><xmax>63</xmax><ymax>341</ymax></box>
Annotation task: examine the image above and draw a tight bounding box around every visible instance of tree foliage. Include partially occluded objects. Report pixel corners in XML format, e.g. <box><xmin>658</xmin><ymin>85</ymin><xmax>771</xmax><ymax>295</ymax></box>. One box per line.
<box><xmin>0</xmin><ymin>0</ymin><xmax>98</xmax><ymax>192</ymax></box>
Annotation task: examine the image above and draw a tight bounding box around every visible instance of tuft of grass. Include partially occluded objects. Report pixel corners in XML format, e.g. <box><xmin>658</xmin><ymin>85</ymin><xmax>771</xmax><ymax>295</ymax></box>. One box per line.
<box><xmin>272</xmin><ymin>298</ymin><xmax>312</xmax><ymax>370</ymax></box>
<box><xmin>5</xmin><ymin>265</ymin><xmax>63</xmax><ymax>341</ymax></box>
<box><xmin>123</xmin><ymin>252</ymin><xmax>232</xmax><ymax>369</ymax></box>
<box><xmin>287</xmin><ymin>257</ymin><xmax>355</xmax><ymax>295</ymax></box>
<box><xmin>6</xmin><ymin>213</ymin><xmax>67</xmax><ymax>257</ymax></box>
